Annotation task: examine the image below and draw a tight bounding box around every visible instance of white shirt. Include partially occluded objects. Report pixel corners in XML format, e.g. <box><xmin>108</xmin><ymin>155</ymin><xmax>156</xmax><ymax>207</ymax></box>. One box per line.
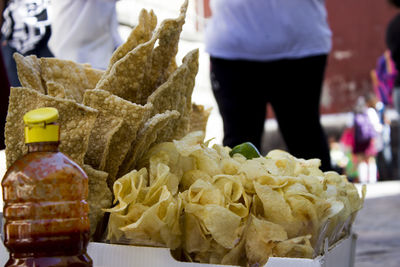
<box><xmin>48</xmin><ymin>0</ymin><xmax>122</xmax><ymax>69</ymax></box>
<box><xmin>205</xmin><ymin>0</ymin><xmax>332</xmax><ymax>61</ymax></box>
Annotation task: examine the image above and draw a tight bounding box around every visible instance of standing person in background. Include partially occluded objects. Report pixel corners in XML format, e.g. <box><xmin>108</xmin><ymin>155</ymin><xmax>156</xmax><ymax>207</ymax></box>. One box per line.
<box><xmin>1</xmin><ymin>0</ymin><xmax>53</xmax><ymax>86</ymax></box>
<box><xmin>48</xmin><ymin>0</ymin><xmax>122</xmax><ymax>70</ymax></box>
<box><xmin>0</xmin><ymin>0</ymin><xmax>8</xmax><ymax>151</ymax></box>
<box><xmin>386</xmin><ymin>0</ymin><xmax>400</xmax><ymax>179</ymax></box>
<box><xmin>1</xmin><ymin>0</ymin><xmax>5</xmax><ymax>27</ymax></box>
<box><xmin>0</xmin><ymin>49</ymin><xmax>9</xmax><ymax>150</ymax></box>
<box><xmin>205</xmin><ymin>0</ymin><xmax>332</xmax><ymax>171</ymax></box>
<box><xmin>353</xmin><ymin>96</ymin><xmax>380</xmax><ymax>183</ymax></box>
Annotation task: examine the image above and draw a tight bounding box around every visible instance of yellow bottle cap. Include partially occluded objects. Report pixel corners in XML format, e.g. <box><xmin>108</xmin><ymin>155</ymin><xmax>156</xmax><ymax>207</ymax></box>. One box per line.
<box><xmin>23</xmin><ymin>107</ymin><xmax>60</xmax><ymax>143</ymax></box>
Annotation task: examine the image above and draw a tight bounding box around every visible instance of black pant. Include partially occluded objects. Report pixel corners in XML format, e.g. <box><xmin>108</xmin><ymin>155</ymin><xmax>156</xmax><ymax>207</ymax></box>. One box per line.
<box><xmin>0</xmin><ymin>49</ymin><xmax>10</xmax><ymax>150</ymax></box>
<box><xmin>1</xmin><ymin>29</ymin><xmax>53</xmax><ymax>87</ymax></box>
<box><xmin>1</xmin><ymin>30</ymin><xmax>53</xmax><ymax>150</ymax></box>
<box><xmin>210</xmin><ymin>55</ymin><xmax>332</xmax><ymax>171</ymax></box>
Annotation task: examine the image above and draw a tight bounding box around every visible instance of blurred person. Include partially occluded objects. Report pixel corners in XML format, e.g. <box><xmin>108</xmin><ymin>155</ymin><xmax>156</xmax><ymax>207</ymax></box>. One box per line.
<box><xmin>370</xmin><ymin>60</ymin><xmax>395</xmax><ymax>179</ymax></box>
<box><xmin>365</xmin><ymin>92</ymin><xmax>393</xmax><ymax>180</ymax></box>
<box><xmin>328</xmin><ymin>135</ymin><xmax>347</xmax><ymax>175</ymax></box>
<box><xmin>1</xmin><ymin>1</ymin><xmax>9</xmax><ymax>150</ymax></box>
<box><xmin>0</xmin><ymin>2</ymin><xmax>6</xmax><ymax>151</ymax></box>
<box><xmin>205</xmin><ymin>0</ymin><xmax>332</xmax><ymax>171</ymax></box>
<box><xmin>386</xmin><ymin>0</ymin><xmax>400</xmax><ymax>179</ymax></box>
<box><xmin>0</xmin><ymin>49</ymin><xmax>9</xmax><ymax>150</ymax></box>
<box><xmin>48</xmin><ymin>0</ymin><xmax>122</xmax><ymax>70</ymax></box>
<box><xmin>1</xmin><ymin>0</ymin><xmax>53</xmax><ymax>86</ymax></box>
<box><xmin>353</xmin><ymin>96</ymin><xmax>379</xmax><ymax>183</ymax></box>
<box><xmin>339</xmin><ymin>115</ymin><xmax>358</xmax><ymax>182</ymax></box>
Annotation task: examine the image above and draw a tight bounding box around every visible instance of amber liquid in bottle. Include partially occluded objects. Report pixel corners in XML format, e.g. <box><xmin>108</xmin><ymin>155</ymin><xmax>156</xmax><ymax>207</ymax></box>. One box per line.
<box><xmin>2</xmin><ymin>142</ymin><xmax>92</xmax><ymax>266</ymax></box>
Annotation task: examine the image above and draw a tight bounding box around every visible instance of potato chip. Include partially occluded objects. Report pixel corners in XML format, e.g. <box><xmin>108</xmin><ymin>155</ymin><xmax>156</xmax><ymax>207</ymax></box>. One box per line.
<box><xmin>137</xmin><ymin>0</ymin><xmax>188</xmax><ymax>104</ymax></box>
<box><xmin>106</xmin><ymin>167</ymin><xmax>182</xmax><ymax>249</ymax></box>
<box><xmin>5</xmin><ymin>87</ymin><xmax>97</xmax><ymax>168</ymax></box>
<box><xmin>105</xmin><ymin>169</ymin><xmax>149</xmax><ymax>241</ymax></box>
<box><xmin>107</xmin><ymin>203</ymin><xmax>149</xmax><ymax>242</ymax></box>
<box><xmin>213</xmin><ymin>175</ymin><xmax>250</xmax><ymax>218</ymax></box>
<box><xmin>189</xmin><ymin>103</ymin><xmax>212</xmax><ymax>133</ymax></box>
<box><xmin>148</xmin><ymin>49</ymin><xmax>199</xmax><ymax>142</ymax></box>
<box><xmin>105</xmin><ymin>9</ymin><xmax>157</xmax><ymax>74</ymax></box>
<box><xmin>83</xmin><ymin>89</ymin><xmax>152</xmax><ymax>187</ymax></box>
<box><xmin>173</xmin><ymin>130</ymin><xmax>205</xmax><ymax>157</ymax></box>
<box><xmin>286</xmin><ymin>195</ymin><xmax>319</xmax><ymax>243</ymax></box>
<box><xmin>220</xmin><ymin>230</ymin><xmax>246</xmax><ymax>266</ymax></box>
<box><xmin>138</xmin><ymin>141</ymin><xmax>196</xmax><ymax>183</ymax></box>
<box><xmin>245</xmin><ymin>215</ymin><xmax>288</xmax><ymax>266</ymax></box>
<box><xmin>82</xmin><ymin>164</ymin><xmax>112</xmax><ymax>237</ymax></box>
<box><xmin>41</xmin><ymin>57</ymin><xmax>104</xmax><ymax>102</ymax></box>
<box><xmin>14</xmin><ymin>53</ymin><xmax>46</xmax><ymax>94</ymax></box>
<box><xmin>105</xmin><ymin>169</ymin><xmax>148</xmax><ymax>216</ymax></box>
<box><xmin>273</xmin><ymin>235</ymin><xmax>314</xmax><ymax>258</ymax></box>
<box><xmin>183</xmin><ymin>212</ymin><xmax>211</xmax><ymax>253</ymax></box>
<box><xmin>95</xmin><ymin>34</ymin><xmax>157</xmax><ymax>104</ymax></box>
<box><xmin>253</xmin><ymin>182</ymin><xmax>303</xmax><ymax>237</ymax></box>
<box><xmin>184</xmin><ymin>203</ymin><xmax>241</xmax><ymax>249</ymax></box>
<box><xmin>181</xmin><ymin>169</ymin><xmax>212</xmax><ymax>191</ymax></box>
<box><xmin>184</xmin><ymin>179</ymin><xmax>224</xmax><ymax>206</ymax></box>
<box><xmin>119</xmin><ymin>110</ymin><xmax>180</xmax><ymax>176</ymax></box>
<box><xmin>120</xmin><ymin>185</ymin><xmax>182</xmax><ymax>249</ymax></box>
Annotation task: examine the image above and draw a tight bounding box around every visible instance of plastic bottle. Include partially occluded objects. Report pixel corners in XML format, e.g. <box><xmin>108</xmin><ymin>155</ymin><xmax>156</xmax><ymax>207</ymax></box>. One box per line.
<box><xmin>2</xmin><ymin>107</ymin><xmax>92</xmax><ymax>266</ymax></box>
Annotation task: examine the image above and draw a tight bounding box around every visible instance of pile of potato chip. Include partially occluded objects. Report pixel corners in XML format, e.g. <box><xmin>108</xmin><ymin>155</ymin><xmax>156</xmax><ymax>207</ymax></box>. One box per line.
<box><xmin>4</xmin><ymin>0</ymin><xmax>211</xmax><ymax>237</ymax></box>
<box><xmin>105</xmin><ymin>131</ymin><xmax>365</xmax><ymax>266</ymax></box>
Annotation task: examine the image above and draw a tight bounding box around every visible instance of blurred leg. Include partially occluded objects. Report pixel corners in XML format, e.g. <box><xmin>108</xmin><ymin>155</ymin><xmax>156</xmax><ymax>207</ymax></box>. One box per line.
<box><xmin>1</xmin><ymin>29</ymin><xmax>53</xmax><ymax>87</ymax></box>
<box><xmin>393</xmin><ymin>88</ymin><xmax>400</xmax><ymax>179</ymax></box>
<box><xmin>1</xmin><ymin>38</ymin><xmax>20</xmax><ymax>87</ymax></box>
<box><xmin>26</xmin><ymin>28</ymin><xmax>54</xmax><ymax>58</ymax></box>
<box><xmin>269</xmin><ymin>55</ymin><xmax>332</xmax><ymax>171</ymax></box>
<box><xmin>0</xmin><ymin>49</ymin><xmax>10</xmax><ymax>150</ymax></box>
<box><xmin>210</xmin><ymin>57</ymin><xmax>267</xmax><ymax>150</ymax></box>
<box><xmin>358</xmin><ymin>160</ymin><xmax>369</xmax><ymax>183</ymax></box>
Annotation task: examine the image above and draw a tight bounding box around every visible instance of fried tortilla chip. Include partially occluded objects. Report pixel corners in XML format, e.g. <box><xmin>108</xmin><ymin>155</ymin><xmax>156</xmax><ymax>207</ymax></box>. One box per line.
<box><xmin>14</xmin><ymin>53</ymin><xmax>46</xmax><ymax>94</ymax></box>
<box><xmin>41</xmin><ymin>58</ymin><xmax>104</xmax><ymax>102</ymax></box>
<box><xmin>83</xmin><ymin>164</ymin><xmax>112</xmax><ymax>237</ymax></box>
<box><xmin>119</xmin><ymin>110</ymin><xmax>180</xmax><ymax>176</ymax></box>
<box><xmin>189</xmin><ymin>103</ymin><xmax>212</xmax><ymax>133</ymax></box>
<box><xmin>5</xmin><ymin>87</ymin><xmax>98</xmax><ymax>167</ymax></box>
<box><xmin>83</xmin><ymin>89</ymin><xmax>152</xmax><ymax>187</ymax></box>
<box><xmin>148</xmin><ymin>49</ymin><xmax>199</xmax><ymax>142</ymax></box>
<box><xmin>84</xmin><ymin>113</ymin><xmax>124</xmax><ymax>171</ymax></box>
<box><xmin>95</xmin><ymin>35</ymin><xmax>157</xmax><ymax>103</ymax></box>
<box><xmin>46</xmin><ymin>81</ymin><xmax>66</xmax><ymax>98</ymax></box>
<box><xmin>138</xmin><ymin>0</ymin><xmax>188</xmax><ymax>104</ymax></box>
<box><xmin>105</xmin><ymin>9</ymin><xmax>157</xmax><ymax>75</ymax></box>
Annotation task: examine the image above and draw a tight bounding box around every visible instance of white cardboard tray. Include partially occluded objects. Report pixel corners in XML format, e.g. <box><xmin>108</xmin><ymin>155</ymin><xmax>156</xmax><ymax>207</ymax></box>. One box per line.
<box><xmin>0</xmin><ymin>234</ymin><xmax>356</xmax><ymax>267</ymax></box>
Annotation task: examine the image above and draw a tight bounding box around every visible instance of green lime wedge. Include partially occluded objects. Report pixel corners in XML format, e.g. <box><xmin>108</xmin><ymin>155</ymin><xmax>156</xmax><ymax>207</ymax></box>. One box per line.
<box><xmin>229</xmin><ymin>142</ymin><xmax>261</xmax><ymax>159</ymax></box>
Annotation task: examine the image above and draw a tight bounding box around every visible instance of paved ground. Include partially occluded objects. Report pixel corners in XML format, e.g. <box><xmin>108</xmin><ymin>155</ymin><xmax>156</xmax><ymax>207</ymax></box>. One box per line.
<box><xmin>353</xmin><ymin>191</ymin><xmax>400</xmax><ymax>267</ymax></box>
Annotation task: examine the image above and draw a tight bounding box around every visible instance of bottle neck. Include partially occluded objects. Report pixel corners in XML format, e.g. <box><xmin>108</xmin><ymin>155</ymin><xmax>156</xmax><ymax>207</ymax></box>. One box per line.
<box><xmin>27</xmin><ymin>142</ymin><xmax>59</xmax><ymax>153</ymax></box>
